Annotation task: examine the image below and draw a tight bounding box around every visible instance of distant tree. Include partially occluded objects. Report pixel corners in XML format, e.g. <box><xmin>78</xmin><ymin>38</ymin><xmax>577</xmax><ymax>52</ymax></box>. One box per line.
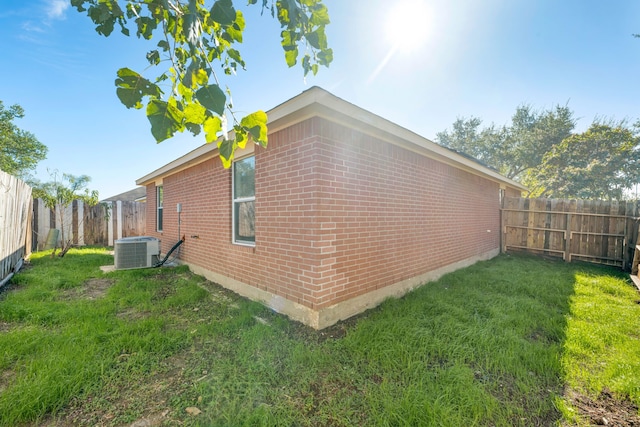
<box><xmin>31</xmin><ymin>171</ymin><xmax>99</xmax><ymax>257</ymax></box>
<box><xmin>72</xmin><ymin>0</ymin><xmax>332</xmax><ymax>167</ymax></box>
<box><xmin>534</xmin><ymin>122</ymin><xmax>640</xmax><ymax>200</ymax></box>
<box><xmin>506</xmin><ymin>104</ymin><xmax>575</xmax><ymax>180</ymax></box>
<box><xmin>0</xmin><ymin>101</ymin><xmax>47</xmax><ymax>178</ymax></box>
<box><xmin>436</xmin><ymin>104</ymin><xmax>575</xmax><ymax>182</ymax></box>
<box><xmin>435</xmin><ymin>116</ymin><xmax>507</xmax><ymax>172</ymax></box>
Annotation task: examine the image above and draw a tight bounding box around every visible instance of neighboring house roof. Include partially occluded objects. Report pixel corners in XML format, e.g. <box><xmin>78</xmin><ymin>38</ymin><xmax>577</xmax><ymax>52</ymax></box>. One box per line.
<box><xmin>101</xmin><ymin>186</ymin><xmax>147</xmax><ymax>202</ymax></box>
<box><xmin>137</xmin><ymin>87</ymin><xmax>527</xmax><ymax>192</ymax></box>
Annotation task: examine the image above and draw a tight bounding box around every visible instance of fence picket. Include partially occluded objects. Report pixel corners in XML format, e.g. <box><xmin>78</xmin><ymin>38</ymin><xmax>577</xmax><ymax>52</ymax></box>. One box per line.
<box><xmin>32</xmin><ymin>199</ymin><xmax>146</xmax><ymax>249</ymax></box>
<box><xmin>502</xmin><ymin>197</ymin><xmax>638</xmax><ymax>270</ymax></box>
<box><xmin>0</xmin><ymin>171</ymin><xmax>32</xmax><ymax>284</ymax></box>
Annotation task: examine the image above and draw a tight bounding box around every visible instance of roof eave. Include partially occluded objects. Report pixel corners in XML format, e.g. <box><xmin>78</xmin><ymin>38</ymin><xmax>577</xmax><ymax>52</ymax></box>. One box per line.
<box><xmin>136</xmin><ymin>86</ymin><xmax>527</xmax><ymax>192</ymax></box>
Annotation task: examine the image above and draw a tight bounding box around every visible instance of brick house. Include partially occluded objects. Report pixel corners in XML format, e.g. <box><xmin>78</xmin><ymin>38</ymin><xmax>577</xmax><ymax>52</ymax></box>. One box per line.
<box><xmin>136</xmin><ymin>87</ymin><xmax>525</xmax><ymax>329</ymax></box>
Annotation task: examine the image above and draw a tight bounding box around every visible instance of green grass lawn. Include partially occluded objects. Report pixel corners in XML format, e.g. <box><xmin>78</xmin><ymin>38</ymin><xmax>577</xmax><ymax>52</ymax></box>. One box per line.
<box><xmin>0</xmin><ymin>248</ymin><xmax>639</xmax><ymax>426</ymax></box>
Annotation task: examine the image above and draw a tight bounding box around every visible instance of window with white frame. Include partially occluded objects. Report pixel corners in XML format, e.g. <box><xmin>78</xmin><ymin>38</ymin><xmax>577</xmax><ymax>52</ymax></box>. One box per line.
<box><xmin>232</xmin><ymin>156</ymin><xmax>255</xmax><ymax>245</ymax></box>
<box><xmin>156</xmin><ymin>185</ymin><xmax>163</xmax><ymax>232</ymax></box>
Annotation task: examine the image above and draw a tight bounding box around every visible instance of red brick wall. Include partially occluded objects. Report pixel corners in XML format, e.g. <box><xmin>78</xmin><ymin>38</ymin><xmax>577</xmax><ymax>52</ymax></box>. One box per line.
<box><xmin>310</xmin><ymin>118</ymin><xmax>501</xmax><ymax>307</ymax></box>
<box><xmin>146</xmin><ymin>119</ymin><xmax>326</xmax><ymax>309</ymax></box>
<box><xmin>145</xmin><ymin>116</ymin><xmax>502</xmax><ymax>311</ymax></box>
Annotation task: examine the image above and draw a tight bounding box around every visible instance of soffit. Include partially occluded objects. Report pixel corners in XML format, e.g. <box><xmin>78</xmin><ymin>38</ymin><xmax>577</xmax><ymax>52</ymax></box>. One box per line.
<box><xmin>137</xmin><ymin>87</ymin><xmax>526</xmax><ymax>192</ymax></box>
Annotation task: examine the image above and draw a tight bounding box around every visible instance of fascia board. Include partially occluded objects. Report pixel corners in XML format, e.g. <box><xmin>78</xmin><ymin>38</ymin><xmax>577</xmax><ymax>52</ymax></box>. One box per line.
<box><xmin>136</xmin><ymin>86</ymin><xmax>527</xmax><ymax>192</ymax></box>
<box><xmin>268</xmin><ymin>87</ymin><xmax>527</xmax><ymax>191</ymax></box>
<box><xmin>136</xmin><ymin>143</ymin><xmax>220</xmax><ymax>186</ymax></box>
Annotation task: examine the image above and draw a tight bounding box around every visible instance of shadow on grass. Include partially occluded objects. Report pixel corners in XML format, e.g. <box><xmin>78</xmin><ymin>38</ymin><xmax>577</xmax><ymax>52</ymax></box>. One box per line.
<box><xmin>322</xmin><ymin>252</ymin><xmax>582</xmax><ymax>426</ymax></box>
<box><xmin>1</xmin><ymin>250</ymin><xmax>638</xmax><ymax>426</ymax></box>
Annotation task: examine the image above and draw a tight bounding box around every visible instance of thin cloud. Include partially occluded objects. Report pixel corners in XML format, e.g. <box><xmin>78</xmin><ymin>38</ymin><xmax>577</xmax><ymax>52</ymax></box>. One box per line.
<box><xmin>21</xmin><ymin>21</ymin><xmax>46</xmax><ymax>34</ymax></box>
<box><xmin>19</xmin><ymin>0</ymin><xmax>69</xmax><ymax>36</ymax></box>
<box><xmin>45</xmin><ymin>0</ymin><xmax>69</xmax><ymax>20</ymax></box>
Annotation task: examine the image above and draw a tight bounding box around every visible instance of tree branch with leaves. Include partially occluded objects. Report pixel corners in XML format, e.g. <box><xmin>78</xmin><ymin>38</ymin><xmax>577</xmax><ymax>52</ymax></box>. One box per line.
<box><xmin>72</xmin><ymin>0</ymin><xmax>332</xmax><ymax>167</ymax></box>
<box><xmin>0</xmin><ymin>101</ymin><xmax>47</xmax><ymax>179</ymax></box>
<box><xmin>535</xmin><ymin>121</ymin><xmax>640</xmax><ymax>200</ymax></box>
<box><xmin>31</xmin><ymin>171</ymin><xmax>99</xmax><ymax>257</ymax></box>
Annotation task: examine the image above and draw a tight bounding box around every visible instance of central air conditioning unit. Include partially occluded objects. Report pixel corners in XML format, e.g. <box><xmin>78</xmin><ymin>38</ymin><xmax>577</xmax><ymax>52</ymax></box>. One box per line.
<box><xmin>114</xmin><ymin>236</ymin><xmax>161</xmax><ymax>270</ymax></box>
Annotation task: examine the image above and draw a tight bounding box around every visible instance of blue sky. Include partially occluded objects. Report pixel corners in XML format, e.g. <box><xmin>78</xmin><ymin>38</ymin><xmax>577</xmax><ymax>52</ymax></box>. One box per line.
<box><xmin>1</xmin><ymin>0</ymin><xmax>639</xmax><ymax>199</ymax></box>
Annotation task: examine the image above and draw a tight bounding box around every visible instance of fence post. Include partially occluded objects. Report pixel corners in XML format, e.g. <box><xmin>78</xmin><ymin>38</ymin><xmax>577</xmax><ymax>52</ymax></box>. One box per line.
<box><xmin>565</xmin><ymin>213</ymin><xmax>572</xmax><ymax>263</ymax></box>
<box><xmin>72</xmin><ymin>200</ymin><xmax>78</xmax><ymax>245</ymax></box>
<box><xmin>33</xmin><ymin>199</ymin><xmax>51</xmax><ymax>251</ymax></box>
<box><xmin>77</xmin><ymin>201</ymin><xmax>85</xmax><ymax>246</ymax></box>
<box><xmin>107</xmin><ymin>201</ymin><xmax>114</xmax><ymax>246</ymax></box>
<box><xmin>116</xmin><ymin>200</ymin><xmax>123</xmax><ymax>241</ymax></box>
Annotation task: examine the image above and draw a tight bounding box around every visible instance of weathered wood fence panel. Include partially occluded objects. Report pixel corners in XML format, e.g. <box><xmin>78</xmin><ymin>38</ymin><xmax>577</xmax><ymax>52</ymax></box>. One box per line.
<box><xmin>0</xmin><ymin>171</ymin><xmax>32</xmax><ymax>285</ymax></box>
<box><xmin>32</xmin><ymin>199</ymin><xmax>146</xmax><ymax>250</ymax></box>
<box><xmin>502</xmin><ymin>197</ymin><xmax>639</xmax><ymax>270</ymax></box>
<box><xmin>82</xmin><ymin>202</ymin><xmax>110</xmax><ymax>247</ymax></box>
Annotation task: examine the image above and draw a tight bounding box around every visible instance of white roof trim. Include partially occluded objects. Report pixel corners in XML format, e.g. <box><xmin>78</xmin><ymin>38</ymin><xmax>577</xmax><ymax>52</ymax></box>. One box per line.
<box><xmin>137</xmin><ymin>86</ymin><xmax>527</xmax><ymax>191</ymax></box>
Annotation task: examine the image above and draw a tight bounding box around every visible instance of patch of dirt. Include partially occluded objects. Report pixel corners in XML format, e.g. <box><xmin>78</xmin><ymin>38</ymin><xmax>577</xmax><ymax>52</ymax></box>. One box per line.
<box><xmin>60</xmin><ymin>278</ymin><xmax>115</xmax><ymax>300</ymax></box>
<box><xmin>0</xmin><ymin>369</ymin><xmax>15</xmax><ymax>394</ymax></box>
<box><xmin>83</xmin><ymin>278</ymin><xmax>114</xmax><ymax>299</ymax></box>
<box><xmin>37</xmin><ymin>352</ymin><xmax>192</xmax><ymax>427</ymax></box>
<box><xmin>0</xmin><ymin>281</ymin><xmax>21</xmax><ymax>300</ymax></box>
<box><xmin>196</xmin><ymin>280</ymin><xmax>238</xmax><ymax>305</ymax></box>
<box><xmin>0</xmin><ymin>322</ymin><xmax>13</xmax><ymax>333</ymax></box>
<box><xmin>565</xmin><ymin>388</ymin><xmax>640</xmax><ymax>426</ymax></box>
<box><xmin>280</xmin><ymin>309</ymin><xmax>368</xmax><ymax>344</ymax></box>
<box><xmin>527</xmin><ymin>327</ymin><xmax>561</xmax><ymax>344</ymax></box>
<box><xmin>116</xmin><ymin>308</ymin><xmax>151</xmax><ymax>321</ymax></box>
<box><xmin>471</xmin><ymin>368</ymin><xmax>562</xmax><ymax>426</ymax></box>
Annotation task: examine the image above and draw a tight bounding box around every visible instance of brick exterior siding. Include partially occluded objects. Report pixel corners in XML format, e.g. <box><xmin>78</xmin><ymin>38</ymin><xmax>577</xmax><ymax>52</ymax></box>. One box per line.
<box><xmin>145</xmin><ymin>116</ymin><xmax>503</xmax><ymax>319</ymax></box>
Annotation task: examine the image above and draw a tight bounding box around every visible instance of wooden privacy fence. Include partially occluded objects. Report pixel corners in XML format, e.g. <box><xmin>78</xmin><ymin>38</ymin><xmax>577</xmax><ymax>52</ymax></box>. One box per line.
<box><xmin>501</xmin><ymin>197</ymin><xmax>639</xmax><ymax>270</ymax></box>
<box><xmin>0</xmin><ymin>171</ymin><xmax>32</xmax><ymax>286</ymax></box>
<box><xmin>32</xmin><ymin>199</ymin><xmax>146</xmax><ymax>250</ymax></box>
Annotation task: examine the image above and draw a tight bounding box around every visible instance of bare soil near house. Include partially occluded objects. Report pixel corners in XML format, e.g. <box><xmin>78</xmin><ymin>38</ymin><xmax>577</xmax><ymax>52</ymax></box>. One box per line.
<box><xmin>564</xmin><ymin>388</ymin><xmax>640</xmax><ymax>427</ymax></box>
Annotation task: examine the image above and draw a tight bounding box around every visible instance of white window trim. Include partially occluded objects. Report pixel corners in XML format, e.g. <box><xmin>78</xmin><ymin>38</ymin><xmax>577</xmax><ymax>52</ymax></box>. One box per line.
<box><xmin>156</xmin><ymin>185</ymin><xmax>163</xmax><ymax>232</ymax></box>
<box><xmin>232</xmin><ymin>156</ymin><xmax>255</xmax><ymax>247</ymax></box>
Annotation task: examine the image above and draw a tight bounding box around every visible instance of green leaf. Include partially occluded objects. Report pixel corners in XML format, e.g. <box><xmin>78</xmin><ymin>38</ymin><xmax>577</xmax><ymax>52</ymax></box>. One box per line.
<box><xmin>217</xmin><ymin>138</ymin><xmax>235</xmax><ymax>168</ymax></box>
<box><xmin>184</xmin><ymin>102</ymin><xmax>206</xmax><ymax>125</ymax></box>
<box><xmin>135</xmin><ymin>16</ymin><xmax>157</xmax><ymax>39</ymax></box>
<box><xmin>182</xmin><ymin>60</ymin><xmax>209</xmax><ymax>89</ymax></box>
<box><xmin>284</xmin><ymin>48</ymin><xmax>298</xmax><ymax>67</ymax></box>
<box><xmin>310</xmin><ymin>4</ymin><xmax>330</xmax><ymax>25</ymax></box>
<box><xmin>204</xmin><ymin>116</ymin><xmax>222</xmax><ymax>143</ymax></box>
<box><xmin>146</xmin><ymin>50</ymin><xmax>160</xmax><ymax>65</ymax></box>
<box><xmin>195</xmin><ymin>85</ymin><xmax>226</xmax><ymax>115</ymax></box>
<box><xmin>185</xmin><ymin>122</ymin><xmax>201</xmax><ymax>136</ymax></box>
<box><xmin>70</xmin><ymin>0</ymin><xmax>87</xmax><ymax>13</ymax></box>
<box><xmin>317</xmin><ymin>48</ymin><xmax>333</xmax><ymax>66</ymax></box>
<box><xmin>183</xmin><ymin>12</ymin><xmax>202</xmax><ymax>46</ymax></box>
<box><xmin>90</xmin><ymin>8</ymin><xmax>116</xmax><ymax>36</ymax></box>
<box><xmin>146</xmin><ymin>98</ymin><xmax>185</xmax><ymax>142</ymax></box>
<box><xmin>240</xmin><ymin>110</ymin><xmax>268</xmax><ymax>147</ymax></box>
<box><xmin>235</xmin><ymin>126</ymin><xmax>248</xmax><ymax>149</ymax></box>
<box><xmin>115</xmin><ymin>68</ymin><xmax>162</xmax><ymax>109</ymax></box>
<box><xmin>281</xmin><ymin>30</ymin><xmax>298</xmax><ymax>48</ymax></box>
<box><xmin>194</xmin><ymin>68</ymin><xmax>209</xmax><ymax>86</ymax></box>
<box><xmin>211</xmin><ymin>0</ymin><xmax>236</xmax><ymax>26</ymax></box>
<box><xmin>157</xmin><ymin>40</ymin><xmax>170</xmax><ymax>52</ymax></box>
<box><xmin>302</xmin><ymin>54</ymin><xmax>311</xmax><ymax>76</ymax></box>
<box><xmin>226</xmin><ymin>11</ymin><xmax>245</xmax><ymax>42</ymax></box>
<box><xmin>227</xmin><ymin>49</ymin><xmax>245</xmax><ymax>68</ymax></box>
<box><xmin>176</xmin><ymin>83</ymin><xmax>193</xmax><ymax>101</ymax></box>
<box><xmin>306</xmin><ymin>27</ymin><xmax>327</xmax><ymax>50</ymax></box>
